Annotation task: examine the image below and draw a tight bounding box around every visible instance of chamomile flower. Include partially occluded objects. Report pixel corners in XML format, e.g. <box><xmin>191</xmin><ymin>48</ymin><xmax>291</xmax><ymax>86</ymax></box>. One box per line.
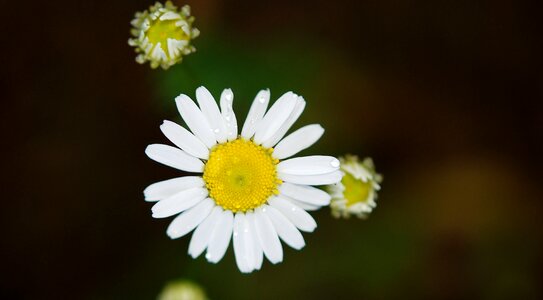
<box><xmin>128</xmin><ymin>1</ymin><xmax>199</xmax><ymax>69</ymax></box>
<box><xmin>327</xmin><ymin>155</ymin><xmax>383</xmax><ymax>219</ymax></box>
<box><xmin>145</xmin><ymin>87</ymin><xmax>341</xmax><ymax>273</ymax></box>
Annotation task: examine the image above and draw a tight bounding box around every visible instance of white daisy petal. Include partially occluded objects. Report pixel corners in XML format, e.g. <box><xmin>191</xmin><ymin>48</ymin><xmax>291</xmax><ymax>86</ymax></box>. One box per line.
<box><xmin>206</xmin><ymin>209</ymin><xmax>234</xmax><ymax>263</ymax></box>
<box><xmin>241</xmin><ymin>89</ymin><xmax>270</xmax><ymax>139</ymax></box>
<box><xmin>151</xmin><ymin>187</ymin><xmax>208</xmax><ymax>218</ymax></box>
<box><xmin>144</xmin><ymin>87</ymin><xmax>340</xmax><ymax>272</ymax></box>
<box><xmin>254</xmin><ymin>207</ymin><xmax>283</xmax><ymax>264</ymax></box>
<box><xmin>175</xmin><ymin>94</ymin><xmax>217</xmax><ymax>148</ymax></box>
<box><xmin>233</xmin><ymin>213</ymin><xmax>251</xmax><ymax>273</ymax></box>
<box><xmin>220</xmin><ymin>89</ymin><xmax>238</xmax><ymax>141</ymax></box>
<box><xmin>253</xmin><ymin>92</ymin><xmax>297</xmax><ymax>145</ymax></box>
<box><xmin>264</xmin><ymin>205</ymin><xmax>305</xmax><ymax>250</ymax></box>
<box><xmin>279</xmin><ymin>170</ymin><xmax>343</xmax><ymax>186</ymax></box>
<box><xmin>246</xmin><ymin>211</ymin><xmax>264</xmax><ymax>270</ymax></box>
<box><xmin>262</xmin><ymin>96</ymin><xmax>306</xmax><ymax>148</ymax></box>
<box><xmin>145</xmin><ymin>144</ymin><xmax>204</xmax><ymax>173</ymax></box>
<box><xmin>242</xmin><ymin>212</ymin><xmax>258</xmax><ymax>272</ymax></box>
<box><xmin>144</xmin><ymin>176</ymin><xmax>205</xmax><ymax>202</ymax></box>
<box><xmin>273</xmin><ymin>124</ymin><xmax>324</xmax><ymax>159</ymax></box>
<box><xmin>278</xmin><ymin>182</ymin><xmax>331</xmax><ymax>206</ymax></box>
<box><xmin>196</xmin><ymin>87</ymin><xmax>228</xmax><ymax>143</ymax></box>
<box><xmin>188</xmin><ymin>206</ymin><xmax>222</xmax><ymax>258</ymax></box>
<box><xmin>268</xmin><ymin>197</ymin><xmax>317</xmax><ymax>232</ymax></box>
<box><xmin>278</xmin><ymin>156</ymin><xmax>340</xmax><ymax>176</ymax></box>
<box><xmin>287</xmin><ymin>198</ymin><xmax>322</xmax><ymax>211</ymax></box>
<box><xmin>167</xmin><ymin>198</ymin><xmax>215</xmax><ymax>239</ymax></box>
<box><xmin>160</xmin><ymin>120</ymin><xmax>209</xmax><ymax>160</ymax></box>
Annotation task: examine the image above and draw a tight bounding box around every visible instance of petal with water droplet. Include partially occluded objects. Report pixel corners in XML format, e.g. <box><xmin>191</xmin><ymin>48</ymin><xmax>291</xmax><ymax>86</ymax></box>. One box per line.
<box><xmin>241</xmin><ymin>89</ymin><xmax>270</xmax><ymax>139</ymax></box>
<box><xmin>263</xmin><ymin>96</ymin><xmax>306</xmax><ymax>148</ymax></box>
<box><xmin>277</xmin><ymin>156</ymin><xmax>340</xmax><ymax>176</ymax></box>
<box><xmin>160</xmin><ymin>120</ymin><xmax>209</xmax><ymax>160</ymax></box>
<box><xmin>278</xmin><ymin>170</ymin><xmax>343</xmax><ymax>186</ymax></box>
<box><xmin>253</xmin><ymin>92</ymin><xmax>297</xmax><ymax>145</ymax></box>
<box><xmin>196</xmin><ymin>87</ymin><xmax>228</xmax><ymax>143</ymax></box>
<box><xmin>175</xmin><ymin>94</ymin><xmax>216</xmax><ymax>148</ymax></box>
<box><xmin>220</xmin><ymin>89</ymin><xmax>238</xmax><ymax>141</ymax></box>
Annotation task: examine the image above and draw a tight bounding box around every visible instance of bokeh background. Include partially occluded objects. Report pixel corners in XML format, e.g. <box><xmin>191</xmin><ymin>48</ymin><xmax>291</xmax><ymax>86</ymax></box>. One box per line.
<box><xmin>2</xmin><ymin>0</ymin><xmax>542</xmax><ymax>299</ymax></box>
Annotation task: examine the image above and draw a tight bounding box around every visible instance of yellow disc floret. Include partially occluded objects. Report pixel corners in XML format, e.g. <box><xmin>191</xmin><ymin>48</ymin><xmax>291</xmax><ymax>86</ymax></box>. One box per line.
<box><xmin>203</xmin><ymin>139</ymin><xmax>281</xmax><ymax>212</ymax></box>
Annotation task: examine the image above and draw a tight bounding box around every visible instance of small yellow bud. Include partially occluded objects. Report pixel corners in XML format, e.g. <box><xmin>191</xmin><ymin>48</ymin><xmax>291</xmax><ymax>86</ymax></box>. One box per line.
<box><xmin>158</xmin><ymin>279</ymin><xmax>207</xmax><ymax>300</ymax></box>
<box><xmin>128</xmin><ymin>1</ymin><xmax>200</xmax><ymax>69</ymax></box>
<box><xmin>327</xmin><ymin>155</ymin><xmax>383</xmax><ymax>219</ymax></box>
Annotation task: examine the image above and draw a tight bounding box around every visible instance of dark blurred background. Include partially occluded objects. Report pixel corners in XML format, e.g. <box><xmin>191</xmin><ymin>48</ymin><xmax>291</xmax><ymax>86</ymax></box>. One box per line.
<box><xmin>2</xmin><ymin>0</ymin><xmax>542</xmax><ymax>299</ymax></box>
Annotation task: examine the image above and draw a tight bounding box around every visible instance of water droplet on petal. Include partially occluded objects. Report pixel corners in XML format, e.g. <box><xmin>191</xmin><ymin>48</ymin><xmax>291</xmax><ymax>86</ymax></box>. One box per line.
<box><xmin>330</xmin><ymin>159</ymin><xmax>340</xmax><ymax>168</ymax></box>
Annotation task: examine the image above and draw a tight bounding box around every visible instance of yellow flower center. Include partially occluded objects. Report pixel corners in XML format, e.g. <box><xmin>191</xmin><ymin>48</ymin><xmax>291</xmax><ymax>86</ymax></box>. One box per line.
<box><xmin>342</xmin><ymin>173</ymin><xmax>372</xmax><ymax>207</ymax></box>
<box><xmin>203</xmin><ymin>139</ymin><xmax>281</xmax><ymax>212</ymax></box>
<box><xmin>146</xmin><ymin>19</ymin><xmax>188</xmax><ymax>58</ymax></box>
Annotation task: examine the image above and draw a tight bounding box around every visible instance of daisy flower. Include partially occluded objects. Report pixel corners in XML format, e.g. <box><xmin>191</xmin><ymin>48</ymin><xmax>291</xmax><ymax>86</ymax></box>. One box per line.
<box><xmin>145</xmin><ymin>87</ymin><xmax>341</xmax><ymax>273</ymax></box>
<box><xmin>327</xmin><ymin>155</ymin><xmax>383</xmax><ymax>219</ymax></box>
<box><xmin>128</xmin><ymin>1</ymin><xmax>199</xmax><ymax>69</ymax></box>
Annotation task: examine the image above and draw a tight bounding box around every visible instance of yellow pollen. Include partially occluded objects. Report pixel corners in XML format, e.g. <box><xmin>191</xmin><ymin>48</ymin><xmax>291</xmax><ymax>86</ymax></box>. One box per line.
<box><xmin>203</xmin><ymin>139</ymin><xmax>281</xmax><ymax>212</ymax></box>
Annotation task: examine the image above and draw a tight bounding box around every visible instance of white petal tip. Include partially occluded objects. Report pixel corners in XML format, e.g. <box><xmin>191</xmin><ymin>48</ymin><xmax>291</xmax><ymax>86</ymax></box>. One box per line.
<box><xmin>206</xmin><ymin>256</ymin><xmax>220</xmax><ymax>264</ymax></box>
<box><xmin>174</xmin><ymin>94</ymin><xmax>189</xmax><ymax>103</ymax></box>
<box><xmin>144</xmin><ymin>145</ymin><xmax>152</xmax><ymax>155</ymax></box>
<box><xmin>293</xmin><ymin>243</ymin><xmax>305</xmax><ymax>250</ymax></box>
<box><xmin>143</xmin><ymin>192</ymin><xmax>153</xmax><ymax>201</ymax></box>
<box><xmin>305</xmin><ymin>224</ymin><xmax>317</xmax><ymax>232</ymax></box>
<box><xmin>269</xmin><ymin>257</ymin><xmax>283</xmax><ymax>265</ymax></box>
<box><xmin>167</xmin><ymin>232</ymin><xmax>179</xmax><ymax>239</ymax></box>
